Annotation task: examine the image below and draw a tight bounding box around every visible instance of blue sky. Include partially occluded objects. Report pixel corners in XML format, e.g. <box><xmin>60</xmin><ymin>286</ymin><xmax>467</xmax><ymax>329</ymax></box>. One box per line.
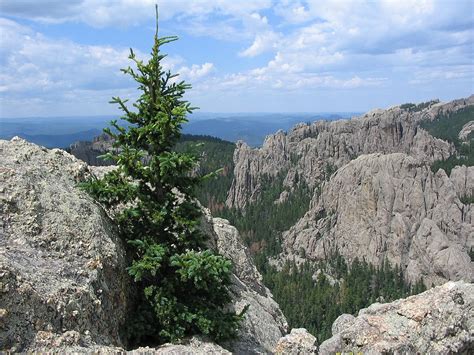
<box><xmin>0</xmin><ymin>0</ymin><xmax>473</xmax><ymax>117</ymax></box>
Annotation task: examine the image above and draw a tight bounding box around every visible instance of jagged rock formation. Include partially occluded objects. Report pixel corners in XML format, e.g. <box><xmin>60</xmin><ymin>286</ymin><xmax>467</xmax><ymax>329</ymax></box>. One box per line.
<box><xmin>319</xmin><ymin>281</ymin><xmax>474</xmax><ymax>354</ymax></box>
<box><xmin>0</xmin><ymin>137</ymin><xmax>287</xmax><ymax>353</ymax></box>
<box><xmin>68</xmin><ymin>133</ymin><xmax>115</xmax><ymax>166</ymax></box>
<box><xmin>227</xmin><ymin>97</ymin><xmax>474</xmax><ymax>210</ymax></box>
<box><xmin>281</xmin><ymin>153</ymin><xmax>473</xmax><ymax>286</ymax></box>
<box><xmin>272</xmin><ymin>281</ymin><xmax>474</xmax><ymax>354</ymax></box>
<box><xmin>211</xmin><ymin>218</ymin><xmax>288</xmax><ymax>353</ymax></box>
<box><xmin>227</xmin><ymin>96</ymin><xmax>474</xmax><ymax>286</ymax></box>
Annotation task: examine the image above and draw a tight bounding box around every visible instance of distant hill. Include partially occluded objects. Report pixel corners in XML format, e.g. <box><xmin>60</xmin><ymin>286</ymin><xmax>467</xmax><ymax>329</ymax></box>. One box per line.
<box><xmin>0</xmin><ymin>115</ymin><xmax>115</xmax><ymax>148</ymax></box>
<box><xmin>183</xmin><ymin>113</ymin><xmax>356</xmax><ymax>146</ymax></box>
<box><xmin>7</xmin><ymin>129</ymin><xmax>103</xmax><ymax>149</ymax></box>
<box><xmin>0</xmin><ymin>112</ymin><xmax>358</xmax><ymax>148</ymax></box>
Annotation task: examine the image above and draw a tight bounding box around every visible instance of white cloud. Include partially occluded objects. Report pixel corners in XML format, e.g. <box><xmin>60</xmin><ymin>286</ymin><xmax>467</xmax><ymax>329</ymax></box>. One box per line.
<box><xmin>178</xmin><ymin>62</ymin><xmax>215</xmax><ymax>80</ymax></box>
<box><xmin>274</xmin><ymin>0</ymin><xmax>312</xmax><ymax>24</ymax></box>
<box><xmin>239</xmin><ymin>31</ymin><xmax>280</xmax><ymax>57</ymax></box>
<box><xmin>0</xmin><ymin>18</ymin><xmax>215</xmax><ymax>117</ymax></box>
<box><xmin>0</xmin><ymin>0</ymin><xmax>272</xmax><ymax>28</ymax></box>
<box><xmin>409</xmin><ymin>65</ymin><xmax>474</xmax><ymax>85</ymax></box>
<box><xmin>0</xmin><ymin>18</ymin><xmax>135</xmax><ymax>95</ymax></box>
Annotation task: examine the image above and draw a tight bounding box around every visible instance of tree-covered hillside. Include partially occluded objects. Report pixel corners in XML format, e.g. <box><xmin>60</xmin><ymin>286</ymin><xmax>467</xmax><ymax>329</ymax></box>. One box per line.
<box><xmin>263</xmin><ymin>254</ymin><xmax>425</xmax><ymax>341</ymax></box>
<box><xmin>421</xmin><ymin>105</ymin><xmax>474</xmax><ymax>175</ymax></box>
<box><xmin>70</xmin><ymin>134</ymin><xmax>236</xmax><ymax>211</ymax></box>
<box><xmin>174</xmin><ymin>134</ymin><xmax>235</xmax><ymax>213</ymax></box>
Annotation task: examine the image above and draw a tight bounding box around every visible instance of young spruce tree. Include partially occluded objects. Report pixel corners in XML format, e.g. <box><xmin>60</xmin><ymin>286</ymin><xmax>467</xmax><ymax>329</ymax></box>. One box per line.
<box><xmin>82</xmin><ymin>7</ymin><xmax>242</xmax><ymax>346</ymax></box>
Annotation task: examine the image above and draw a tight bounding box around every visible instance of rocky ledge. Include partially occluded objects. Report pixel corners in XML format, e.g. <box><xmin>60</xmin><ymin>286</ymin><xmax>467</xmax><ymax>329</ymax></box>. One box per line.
<box><xmin>0</xmin><ymin>137</ymin><xmax>286</xmax><ymax>353</ymax></box>
<box><xmin>272</xmin><ymin>281</ymin><xmax>473</xmax><ymax>354</ymax></box>
<box><xmin>320</xmin><ymin>281</ymin><xmax>474</xmax><ymax>354</ymax></box>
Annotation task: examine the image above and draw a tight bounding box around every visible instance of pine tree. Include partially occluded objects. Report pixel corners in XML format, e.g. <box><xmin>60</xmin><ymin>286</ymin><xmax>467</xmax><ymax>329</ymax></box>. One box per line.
<box><xmin>82</xmin><ymin>6</ymin><xmax>242</xmax><ymax>347</ymax></box>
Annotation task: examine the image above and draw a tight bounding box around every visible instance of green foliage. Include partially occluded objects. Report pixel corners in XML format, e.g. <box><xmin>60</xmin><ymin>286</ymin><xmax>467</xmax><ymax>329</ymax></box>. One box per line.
<box><xmin>263</xmin><ymin>253</ymin><xmax>426</xmax><ymax>342</ymax></box>
<box><xmin>400</xmin><ymin>100</ymin><xmax>438</xmax><ymax>112</ymax></box>
<box><xmin>421</xmin><ymin>106</ymin><xmax>474</xmax><ymax>175</ymax></box>
<box><xmin>324</xmin><ymin>163</ymin><xmax>337</xmax><ymax>181</ymax></box>
<box><xmin>430</xmin><ymin>154</ymin><xmax>472</xmax><ymax>176</ymax></box>
<box><xmin>421</xmin><ymin>106</ymin><xmax>474</xmax><ymax>145</ymax></box>
<box><xmin>460</xmin><ymin>194</ymin><xmax>474</xmax><ymax>205</ymax></box>
<box><xmin>219</xmin><ymin>174</ymin><xmax>313</xmax><ymax>270</ymax></box>
<box><xmin>81</xmin><ymin>11</ymin><xmax>240</xmax><ymax>347</ymax></box>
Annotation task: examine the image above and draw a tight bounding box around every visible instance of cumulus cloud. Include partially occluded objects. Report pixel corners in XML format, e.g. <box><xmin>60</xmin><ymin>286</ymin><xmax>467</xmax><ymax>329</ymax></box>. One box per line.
<box><xmin>178</xmin><ymin>63</ymin><xmax>215</xmax><ymax>80</ymax></box>
<box><xmin>0</xmin><ymin>18</ymin><xmax>135</xmax><ymax>95</ymax></box>
<box><xmin>0</xmin><ymin>0</ymin><xmax>472</xmax><ymax>115</ymax></box>
<box><xmin>230</xmin><ymin>0</ymin><xmax>473</xmax><ymax>96</ymax></box>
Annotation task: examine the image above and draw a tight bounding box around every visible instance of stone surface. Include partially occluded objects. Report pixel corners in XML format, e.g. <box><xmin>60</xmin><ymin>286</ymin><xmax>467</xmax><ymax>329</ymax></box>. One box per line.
<box><xmin>319</xmin><ymin>281</ymin><xmax>474</xmax><ymax>354</ymax></box>
<box><xmin>0</xmin><ymin>137</ymin><xmax>287</xmax><ymax>353</ymax></box>
<box><xmin>331</xmin><ymin>314</ymin><xmax>355</xmax><ymax>336</ymax></box>
<box><xmin>29</xmin><ymin>336</ymin><xmax>231</xmax><ymax>354</ymax></box>
<box><xmin>211</xmin><ymin>217</ymin><xmax>288</xmax><ymax>354</ymax></box>
<box><xmin>282</xmin><ymin>153</ymin><xmax>474</xmax><ymax>286</ymax></box>
<box><xmin>274</xmin><ymin>328</ymin><xmax>318</xmax><ymax>355</ymax></box>
<box><xmin>0</xmin><ymin>137</ymin><xmax>129</xmax><ymax>351</ymax></box>
<box><xmin>450</xmin><ymin>165</ymin><xmax>474</xmax><ymax>199</ymax></box>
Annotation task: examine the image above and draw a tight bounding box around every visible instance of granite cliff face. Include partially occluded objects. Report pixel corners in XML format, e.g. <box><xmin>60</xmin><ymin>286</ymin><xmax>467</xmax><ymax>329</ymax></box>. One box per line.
<box><xmin>227</xmin><ymin>96</ymin><xmax>474</xmax><ymax>286</ymax></box>
<box><xmin>1</xmin><ymin>133</ymin><xmax>473</xmax><ymax>353</ymax></box>
<box><xmin>227</xmin><ymin>97</ymin><xmax>474</xmax><ymax>210</ymax></box>
<box><xmin>0</xmin><ymin>138</ymin><xmax>286</xmax><ymax>353</ymax></box>
<box><xmin>281</xmin><ymin>153</ymin><xmax>473</xmax><ymax>286</ymax></box>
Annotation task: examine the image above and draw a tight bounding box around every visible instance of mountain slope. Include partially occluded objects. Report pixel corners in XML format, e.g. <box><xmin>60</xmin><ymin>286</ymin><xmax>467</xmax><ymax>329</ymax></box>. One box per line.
<box><xmin>225</xmin><ymin>96</ymin><xmax>474</xmax><ymax>286</ymax></box>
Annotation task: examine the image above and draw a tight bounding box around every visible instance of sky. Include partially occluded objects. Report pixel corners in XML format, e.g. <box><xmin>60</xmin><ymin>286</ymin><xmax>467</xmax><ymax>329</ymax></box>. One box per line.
<box><xmin>0</xmin><ymin>0</ymin><xmax>473</xmax><ymax>117</ymax></box>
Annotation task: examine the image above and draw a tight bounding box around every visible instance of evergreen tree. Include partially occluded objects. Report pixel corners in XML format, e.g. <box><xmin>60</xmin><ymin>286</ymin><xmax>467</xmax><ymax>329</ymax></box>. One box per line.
<box><xmin>82</xmin><ymin>7</ymin><xmax>242</xmax><ymax>347</ymax></box>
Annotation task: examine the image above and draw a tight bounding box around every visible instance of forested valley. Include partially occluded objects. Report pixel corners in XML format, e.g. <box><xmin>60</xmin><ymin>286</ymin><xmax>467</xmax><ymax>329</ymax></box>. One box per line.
<box><xmin>178</xmin><ymin>134</ymin><xmax>428</xmax><ymax>342</ymax></box>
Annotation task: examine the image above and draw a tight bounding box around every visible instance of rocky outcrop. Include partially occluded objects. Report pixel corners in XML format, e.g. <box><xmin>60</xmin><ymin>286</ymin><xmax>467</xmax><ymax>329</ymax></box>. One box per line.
<box><xmin>211</xmin><ymin>217</ymin><xmax>288</xmax><ymax>353</ymax></box>
<box><xmin>31</xmin><ymin>336</ymin><xmax>231</xmax><ymax>354</ymax></box>
<box><xmin>227</xmin><ymin>97</ymin><xmax>474</xmax><ymax>209</ymax></box>
<box><xmin>282</xmin><ymin>153</ymin><xmax>473</xmax><ymax>286</ymax></box>
<box><xmin>450</xmin><ymin>165</ymin><xmax>474</xmax><ymax>199</ymax></box>
<box><xmin>272</xmin><ymin>281</ymin><xmax>474</xmax><ymax>354</ymax></box>
<box><xmin>459</xmin><ymin>121</ymin><xmax>474</xmax><ymax>142</ymax></box>
<box><xmin>274</xmin><ymin>328</ymin><xmax>318</xmax><ymax>354</ymax></box>
<box><xmin>0</xmin><ymin>137</ymin><xmax>287</xmax><ymax>353</ymax></box>
<box><xmin>0</xmin><ymin>137</ymin><xmax>129</xmax><ymax>351</ymax></box>
<box><xmin>319</xmin><ymin>281</ymin><xmax>474</xmax><ymax>354</ymax></box>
